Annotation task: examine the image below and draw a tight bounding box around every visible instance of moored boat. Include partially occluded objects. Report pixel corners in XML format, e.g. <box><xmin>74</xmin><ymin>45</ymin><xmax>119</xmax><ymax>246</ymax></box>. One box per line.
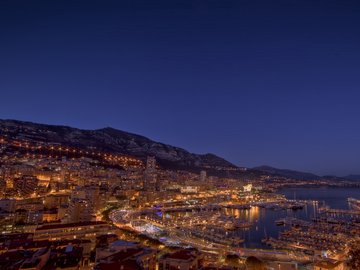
<box><xmin>348</xmin><ymin>198</ymin><xmax>360</xmax><ymax>210</ymax></box>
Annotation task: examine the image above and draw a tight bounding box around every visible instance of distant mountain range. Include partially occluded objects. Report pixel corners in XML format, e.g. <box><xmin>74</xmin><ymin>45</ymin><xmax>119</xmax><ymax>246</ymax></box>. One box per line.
<box><xmin>253</xmin><ymin>165</ymin><xmax>360</xmax><ymax>181</ymax></box>
<box><xmin>0</xmin><ymin>119</ymin><xmax>241</xmax><ymax>176</ymax></box>
<box><xmin>1</xmin><ymin>119</ymin><xmax>359</xmax><ymax>181</ymax></box>
<box><xmin>342</xmin><ymin>175</ymin><xmax>360</xmax><ymax>181</ymax></box>
<box><xmin>253</xmin><ymin>166</ymin><xmax>321</xmax><ymax>180</ymax></box>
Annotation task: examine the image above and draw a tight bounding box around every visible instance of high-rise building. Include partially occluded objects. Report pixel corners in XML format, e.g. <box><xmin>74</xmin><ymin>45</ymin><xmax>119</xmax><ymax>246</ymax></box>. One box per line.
<box><xmin>200</xmin><ymin>170</ymin><xmax>207</xmax><ymax>181</ymax></box>
<box><xmin>60</xmin><ymin>167</ymin><xmax>70</xmax><ymax>188</ymax></box>
<box><xmin>144</xmin><ymin>156</ymin><xmax>158</xmax><ymax>191</ymax></box>
<box><xmin>146</xmin><ymin>156</ymin><xmax>156</xmax><ymax>172</ymax></box>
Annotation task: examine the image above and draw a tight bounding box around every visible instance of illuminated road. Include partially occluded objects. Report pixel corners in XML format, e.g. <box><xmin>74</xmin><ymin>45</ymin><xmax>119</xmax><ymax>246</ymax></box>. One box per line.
<box><xmin>110</xmin><ymin>208</ymin><xmax>312</xmax><ymax>263</ymax></box>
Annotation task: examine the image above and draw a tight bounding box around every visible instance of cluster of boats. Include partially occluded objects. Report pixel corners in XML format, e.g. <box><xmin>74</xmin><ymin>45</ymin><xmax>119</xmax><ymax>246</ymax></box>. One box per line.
<box><xmin>187</xmin><ymin>228</ymin><xmax>245</xmax><ymax>246</ymax></box>
<box><xmin>257</xmin><ymin>200</ymin><xmax>306</xmax><ymax>210</ymax></box>
<box><xmin>267</xmin><ymin>198</ymin><xmax>360</xmax><ymax>258</ymax></box>
<box><xmin>159</xmin><ymin>211</ymin><xmax>251</xmax><ymax>247</ymax></box>
<box><xmin>224</xmin><ymin>220</ymin><xmax>253</xmax><ymax>230</ymax></box>
<box><xmin>348</xmin><ymin>197</ymin><xmax>360</xmax><ymax>210</ymax></box>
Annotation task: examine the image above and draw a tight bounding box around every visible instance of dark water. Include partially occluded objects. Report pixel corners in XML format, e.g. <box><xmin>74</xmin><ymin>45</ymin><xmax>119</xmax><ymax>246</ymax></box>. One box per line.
<box><xmin>227</xmin><ymin>187</ymin><xmax>360</xmax><ymax>248</ymax></box>
<box><xmin>279</xmin><ymin>186</ymin><xmax>360</xmax><ymax>209</ymax></box>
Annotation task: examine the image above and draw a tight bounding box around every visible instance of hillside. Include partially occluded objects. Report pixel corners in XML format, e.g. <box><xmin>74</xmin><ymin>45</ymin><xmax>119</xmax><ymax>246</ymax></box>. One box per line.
<box><xmin>0</xmin><ymin>119</ymin><xmax>242</xmax><ymax>176</ymax></box>
<box><xmin>253</xmin><ymin>165</ymin><xmax>321</xmax><ymax>180</ymax></box>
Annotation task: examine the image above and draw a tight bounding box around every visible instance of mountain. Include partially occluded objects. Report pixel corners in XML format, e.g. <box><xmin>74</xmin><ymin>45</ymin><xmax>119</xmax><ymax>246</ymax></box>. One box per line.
<box><xmin>0</xmin><ymin>119</ymin><xmax>240</xmax><ymax>175</ymax></box>
<box><xmin>253</xmin><ymin>165</ymin><xmax>320</xmax><ymax>180</ymax></box>
<box><xmin>343</xmin><ymin>175</ymin><xmax>360</xmax><ymax>181</ymax></box>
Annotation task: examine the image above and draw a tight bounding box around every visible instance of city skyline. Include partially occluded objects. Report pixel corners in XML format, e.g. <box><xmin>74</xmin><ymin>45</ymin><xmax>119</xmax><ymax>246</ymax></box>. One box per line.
<box><xmin>0</xmin><ymin>1</ymin><xmax>359</xmax><ymax>268</ymax></box>
<box><xmin>1</xmin><ymin>0</ymin><xmax>360</xmax><ymax>175</ymax></box>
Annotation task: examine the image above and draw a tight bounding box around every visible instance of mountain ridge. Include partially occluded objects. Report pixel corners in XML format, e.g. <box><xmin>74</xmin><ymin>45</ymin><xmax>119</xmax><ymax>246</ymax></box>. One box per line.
<box><xmin>343</xmin><ymin>175</ymin><xmax>360</xmax><ymax>181</ymax></box>
<box><xmin>253</xmin><ymin>165</ymin><xmax>321</xmax><ymax>180</ymax></box>
<box><xmin>2</xmin><ymin>119</ymin><xmax>358</xmax><ymax>181</ymax></box>
<box><xmin>0</xmin><ymin>119</ymin><xmax>238</xmax><ymax>175</ymax></box>
<box><xmin>253</xmin><ymin>165</ymin><xmax>360</xmax><ymax>181</ymax></box>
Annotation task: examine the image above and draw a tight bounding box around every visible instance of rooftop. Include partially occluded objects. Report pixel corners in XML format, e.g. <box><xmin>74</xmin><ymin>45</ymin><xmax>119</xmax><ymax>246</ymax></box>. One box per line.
<box><xmin>36</xmin><ymin>221</ymin><xmax>108</xmax><ymax>231</ymax></box>
<box><xmin>164</xmin><ymin>249</ymin><xmax>198</xmax><ymax>261</ymax></box>
<box><xmin>314</xmin><ymin>260</ymin><xmax>343</xmax><ymax>269</ymax></box>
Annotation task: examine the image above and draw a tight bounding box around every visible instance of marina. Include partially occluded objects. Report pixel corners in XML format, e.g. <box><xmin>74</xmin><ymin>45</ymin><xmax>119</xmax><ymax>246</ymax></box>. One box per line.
<box><xmin>112</xmin><ymin>187</ymin><xmax>360</xmax><ymax>257</ymax></box>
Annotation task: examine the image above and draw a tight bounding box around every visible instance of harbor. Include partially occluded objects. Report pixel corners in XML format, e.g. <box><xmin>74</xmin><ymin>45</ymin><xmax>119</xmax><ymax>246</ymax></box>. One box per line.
<box><xmin>110</xmin><ymin>186</ymin><xmax>360</xmax><ymax>264</ymax></box>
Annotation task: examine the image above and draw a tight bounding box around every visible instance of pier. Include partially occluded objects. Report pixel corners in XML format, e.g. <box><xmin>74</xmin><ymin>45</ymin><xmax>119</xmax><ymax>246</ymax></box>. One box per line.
<box><xmin>319</xmin><ymin>207</ymin><xmax>360</xmax><ymax>216</ymax></box>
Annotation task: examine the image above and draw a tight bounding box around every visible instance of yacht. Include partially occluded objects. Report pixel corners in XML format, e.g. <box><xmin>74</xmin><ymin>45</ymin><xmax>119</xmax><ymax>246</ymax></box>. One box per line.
<box><xmin>348</xmin><ymin>198</ymin><xmax>360</xmax><ymax>210</ymax></box>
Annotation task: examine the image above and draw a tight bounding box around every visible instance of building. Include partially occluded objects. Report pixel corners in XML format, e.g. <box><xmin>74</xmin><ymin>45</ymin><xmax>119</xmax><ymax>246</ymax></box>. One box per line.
<box><xmin>44</xmin><ymin>193</ymin><xmax>69</xmax><ymax>209</ymax></box>
<box><xmin>159</xmin><ymin>249</ymin><xmax>202</xmax><ymax>270</ymax></box>
<box><xmin>146</xmin><ymin>156</ymin><xmax>156</xmax><ymax>172</ymax></box>
<box><xmin>25</xmin><ymin>210</ymin><xmax>43</xmax><ymax>224</ymax></box>
<box><xmin>84</xmin><ymin>185</ymin><xmax>101</xmax><ymax>211</ymax></box>
<box><xmin>267</xmin><ymin>261</ymin><xmax>298</xmax><ymax>270</ymax></box>
<box><xmin>71</xmin><ymin>185</ymin><xmax>101</xmax><ymax>211</ymax></box>
<box><xmin>13</xmin><ymin>175</ymin><xmax>39</xmax><ymax>197</ymax></box>
<box><xmin>243</xmin><ymin>184</ymin><xmax>252</xmax><ymax>192</ymax></box>
<box><xmin>19</xmin><ymin>247</ymin><xmax>50</xmax><ymax>270</ymax></box>
<box><xmin>16</xmin><ymin>200</ymin><xmax>43</xmax><ymax>212</ymax></box>
<box><xmin>200</xmin><ymin>171</ymin><xmax>207</xmax><ymax>182</ymax></box>
<box><xmin>42</xmin><ymin>208</ymin><xmax>59</xmax><ymax>222</ymax></box>
<box><xmin>0</xmin><ymin>178</ymin><xmax>6</xmax><ymax>195</ymax></box>
<box><xmin>95</xmin><ymin>246</ymin><xmax>156</xmax><ymax>270</ymax></box>
<box><xmin>313</xmin><ymin>260</ymin><xmax>346</xmax><ymax>270</ymax></box>
<box><xmin>66</xmin><ymin>198</ymin><xmax>94</xmax><ymax>223</ymax></box>
<box><xmin>0</xmin><ymin>198</ymin><xmax>16</xmax><ymax>212</ymax></box>
<box><xmin>95</xmin><ymin>240</ymin><xmax>142</xmax><ymax>262</ymax></box>
<box><xmin>33</xmin><ymin>221</ymin><xmax>112</xmax><ymax>242</ymax></box>
<box><xmin>60</xmin><ymin>166</ymin><xmax>71</xmax><ymax>188</ymax></box>
<box><xmin>180</xmin><ymin>186</ymin><xmax>199</xmax><ymax>194</ymax></box>
<box><xmin>144</xmin><ymin>156</ymin><xmax>158</xmax><ymax>191</ymax></box>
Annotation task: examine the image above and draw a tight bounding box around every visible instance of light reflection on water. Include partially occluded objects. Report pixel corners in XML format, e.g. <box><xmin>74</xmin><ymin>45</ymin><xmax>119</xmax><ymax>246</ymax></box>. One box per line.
<box><xmin>166</xmin><ymin>187</ymin><xmax>359</xmax><ymax>248</ymax></box>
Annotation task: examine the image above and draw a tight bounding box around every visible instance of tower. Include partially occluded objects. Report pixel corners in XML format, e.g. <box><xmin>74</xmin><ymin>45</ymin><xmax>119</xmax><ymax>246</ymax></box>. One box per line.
<box><xmin>144</xmin><ymin>156</ymin><xmax>158</xmax><ymax>191</ymax></box>
<box><xmin>200</xmin><ymin>170</ymin><xmax>207</xmax><ymax>182</ymax></box>
<box><xmin>146</xmin><ymin>156</ymin><xmax>156</xmax><ymax>173</ymax></box>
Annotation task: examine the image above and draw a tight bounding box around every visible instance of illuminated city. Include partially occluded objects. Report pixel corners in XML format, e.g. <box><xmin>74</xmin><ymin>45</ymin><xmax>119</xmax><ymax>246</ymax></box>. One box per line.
<box><xmin>0</xmin><ymin>124</ymin><xmax>359</xmax><ymax>269</ymax></box>
<box><xmin>1</xmin><ymin>0</ymin><xmax>360</xmax><ymax>269</ymax></box>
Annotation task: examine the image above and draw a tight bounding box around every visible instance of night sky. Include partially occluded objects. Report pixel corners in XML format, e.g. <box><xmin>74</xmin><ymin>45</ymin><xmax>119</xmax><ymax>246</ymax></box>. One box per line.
<box><xmin>1</xmin><ymin>0</ymin><xmax>360</xmax><ymax>176</ymax></box>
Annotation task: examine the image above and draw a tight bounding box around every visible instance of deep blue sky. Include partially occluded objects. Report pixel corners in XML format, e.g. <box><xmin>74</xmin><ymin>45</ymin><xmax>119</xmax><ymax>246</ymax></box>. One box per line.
<box><xmin>1</xmin><ymin>0</ymin><xmax>360</xmax><ymax>176</ymax></box>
